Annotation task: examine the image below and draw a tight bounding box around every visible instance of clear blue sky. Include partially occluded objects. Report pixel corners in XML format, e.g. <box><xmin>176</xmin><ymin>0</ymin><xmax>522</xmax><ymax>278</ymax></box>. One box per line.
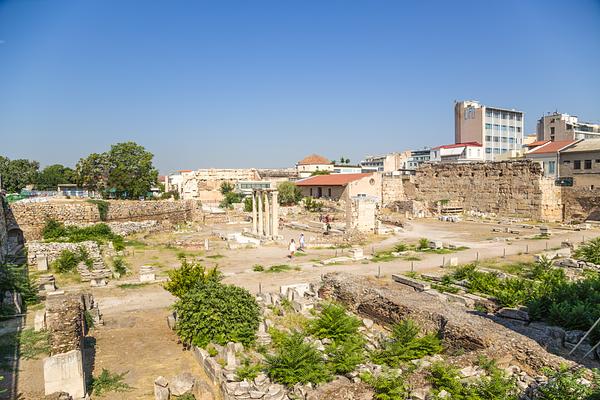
<box><xmin>1</xmin><ymin>0</ymin><xmax>599</xmax><ymax>173</ymax></box>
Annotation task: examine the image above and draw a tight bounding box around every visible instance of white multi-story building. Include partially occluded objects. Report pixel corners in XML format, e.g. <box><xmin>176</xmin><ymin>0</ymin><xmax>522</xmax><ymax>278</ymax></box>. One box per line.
<box><xmin>360</xmin><ymin>151</ymin><xmax>411</xmax><ymax>172</ymax></box>
<box><xmin>455</xmin><ymin>100</ymin><xmax>524</xmax><ymax>161</ymax></box>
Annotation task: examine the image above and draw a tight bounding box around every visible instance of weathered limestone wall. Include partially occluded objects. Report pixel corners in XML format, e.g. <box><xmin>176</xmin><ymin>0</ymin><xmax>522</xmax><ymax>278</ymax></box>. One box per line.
<box><xmin>405</xmin><ymin>161</ymin><xmax>562</xmax><ymax>222</ymax></box>
<box><xmin>561</xmin><ymin>187</ymin><xmax>600</xmax><ymax>222</ymax></box>
<box><xmin>0</xmin><ymin>196</ymin><xmax>9</xmax><ymax>264</ymax></box>
<box><xmin>11</xmin><ymin>199</ymin><xmax>199</xmax><ymax>240</ymax></box>
<box><xmin>181</xmin><ymin>168</ymin><xmax>261</xmax><ymax>202</ymax></box>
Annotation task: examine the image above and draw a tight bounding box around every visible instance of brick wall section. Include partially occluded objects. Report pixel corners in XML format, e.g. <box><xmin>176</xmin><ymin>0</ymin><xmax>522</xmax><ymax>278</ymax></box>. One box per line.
<box><xmin>11</xmin><ymin>199</ymin><xmax>201</xmax><ymax>240</ymax></box>
<box><xmin>381</xmin><ymin>161</ymin><xmax>564</xmax><ymax>222</ymax></box>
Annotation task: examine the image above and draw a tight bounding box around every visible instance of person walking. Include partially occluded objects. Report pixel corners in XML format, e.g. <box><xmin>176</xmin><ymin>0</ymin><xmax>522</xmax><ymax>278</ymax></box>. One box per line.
<box><xmin>288</xmin><ymin>239</ymin><xmax>296</xmax><ymax>259</ymax></box>
<box><xmin>299</xmin><ymin>233</ymin><xmax>306</xmax><ymax>251</ymax></box>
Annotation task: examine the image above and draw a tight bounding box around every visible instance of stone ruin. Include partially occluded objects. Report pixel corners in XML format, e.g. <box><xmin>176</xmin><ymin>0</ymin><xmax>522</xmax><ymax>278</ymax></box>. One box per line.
<box><xmin>249</xmin><ymin>188</ymin><xmax>280</xmax><ymax>241</ymax></box>
<box><xmin>41</xmin><ymin>292</ymin><xmax>102</xmax><ymax>399</ymax></box>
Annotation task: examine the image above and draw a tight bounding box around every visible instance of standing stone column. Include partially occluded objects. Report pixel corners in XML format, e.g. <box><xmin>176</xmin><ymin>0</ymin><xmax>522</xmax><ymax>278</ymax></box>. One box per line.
<box><xmin>272</xmin><ymin>190</ymin><xmax>279</xmax><ymax>238</ymax></box>
<box><xmin>252</xmin><ymin>191</ymin><xmax>258</xmax><ymax>235</ymax></box>
<box><xmin>257</xmin><ymin>190</ymin><xmax>264</xmax><ymax>237</ymax></box>
<box><xmin>264</xmin><ymin>191</ymin><xmax>271</xmax><ymax>238</ymax></box>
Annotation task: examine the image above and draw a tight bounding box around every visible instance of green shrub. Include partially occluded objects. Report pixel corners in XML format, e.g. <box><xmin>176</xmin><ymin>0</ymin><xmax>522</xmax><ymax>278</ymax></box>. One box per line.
<box><xmin>266</xmin><ymin>331</ymin><xmax>331</xmax><ymax>386</ymax></box>
<box><xmin>428</xmin><ymin>360</ymin><xmax>518</xmax><ymax>400</ymax></box>
<box><xmin>277</xmin><ymin>181</ymin><xmax>303</xmax><ymax>206</ymax></box>
<box><xmin>112</xmin><ymin>257</ymin><xmax>128</xmax><ymax>276</ymax></box>
<box><xmin>17</xmin><ymin>328</ymin><xmax>50</xmax><ymax>360</ymax></box>
<box><xmin>164</xmin><ymin>259</ymin><xmax>222</xmax><ymax>298</ymax></box>
<box><xmin>84</xmin><ymin>310</ymin><xmax>95</xmax><ymax>330</ymax></box>
<box><xmin>174</xmin><ymin>281</ymin><xmax>260</xmax><ymax>348</ymax></box>
<box><xmin>325</xmin><ymin>335</ymin><xmax>365</xmax><ymax>374</ymax></box>
<box><xmin>308</xmin><ymin>303</ymin><xmax>361</xmax><ymax>342</ymax></box>
<box><xmin>372</xmin><ymin>320</ymin><xmax>442</xmax><ymax>367</ymax></box>
<box><xmin>206</xmin><ymin>344</ymin><xmax>218</xmax><ymax>357</ymax></box>
<box><xmin>304</xmin><ymin>197</ymin><xmax>323</xmax><ymax>212</ymax></box>
<box><xmin>236</xmin><ymin>357</ymin><xmax>263</xmax><ymax>381</ymax></box>
<box><xmin>87</xmin><ymin>199</ymin><xmax>110</xmax><ymax>221</ymax></box>
<box><xmin>42</xmin><ymin>220</ymin><xmax>124</xmax><ymax>250</ymax></box>
<box><xmin>91</xmin><ymin>368</ymin><xmax>132</xmax><ymax>395</ymax></box>
<box><xmin>253</xmin><ymin>264</ymin><xmax>265</xmax><ymax>272</ymax></box>
<box><xmin>0</xmin><ymin>263</ymin><xmax>39</xmax><ymax>306</ymax></box>
<box><xmin>535</xmin><ymin>366</ymin><xmax>600</xmax><ymax>400</ymax></box>
<box><xmin>394</xmin><ymin>243</ymin><xmax>409</xmax><ymax>252</ymax></box>
<box><xmin>574</xmin><ymin>238</ymin><xmax>600</xmax><ymax>265</ymax></box>
<box><xmin>417</xmin><ymin>238</ymin><xmax>429</xmax><ymax>250</ymax></box>
<box><xmin>52</xmin><ymin>250</ymin><xmax>80</xmax><ymax>273</ymax></box>
<box><xmin>361</xmin><ymin>370</ymin><xmax>410</xmax><ymax>400</ymax></box>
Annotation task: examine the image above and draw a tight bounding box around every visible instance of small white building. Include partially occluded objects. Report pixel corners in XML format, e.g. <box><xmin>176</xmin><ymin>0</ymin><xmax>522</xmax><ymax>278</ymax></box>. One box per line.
<box><xmin>296</xmin><ymin>154</ymin><xmax>334</xmax><ymax>178</ymax></box>
<box><xmin>525</xmin><ymin>140</ymin><xmax>578</xmax><ymax>178</ymax></box>
<box><xmin>430</xmin><ymin>142</ymin><xmax>484</xmax><ymax>163</ymax></box>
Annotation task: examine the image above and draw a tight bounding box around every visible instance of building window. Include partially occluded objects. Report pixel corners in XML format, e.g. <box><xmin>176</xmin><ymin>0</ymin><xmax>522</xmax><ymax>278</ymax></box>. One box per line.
<box><xmin>585</xmin><ymin>160</ymin><xmax>592</xmax><ymax>169</ymax></box>
<box><xmin>485</xmin><ymin>148</ymin><xmax>492</xmax><ymax>154</ymax></box>
<box><xmin>548</xmin><ymin>161</ymin><xmax>556</xmax><ymax>174</ymax></box>
<box><xmin>574</xmin><ymin>160</ymin><xmax>581</xmax><ymax>170</ymax></box>
<box><xmin>494</xmin><ymin>148</ymin><xmax>500</xmax><ymax>154</ymax></box>
<box><xmin>516</xmin><ymin>115</ymin><xmax>522</xmax><ymax>121</ymax></box>
<box><xmin>502</xmin><ymin>112</ymin><xmax>508</xmax><ymax>119</ymax></box>
<box><xmin>486</xmin><ymin>110</ymin><xmax>492</xmax><ymax>117</ymax></box>
<box><xmin>493</xmin><ymin>124</ymin><xmax>500</xmax><ymax>130</ymax></box>
<box><xmin>494</xmin><ymin>111</ymin><xmax>501</xmax><ymax>118</ymax></box>
<box><xmin>327</xmin><ymin>188</ymin><xmax>332</xmax><ymax>197</ymax></box>
<box><xmin>485</xmin><ymin>123</ymin><xmax>492</xmax><ymax>129</ymax></box>
<box><xmin>493</xmin><ymin>137</ymin><xmax>500</xmax><ymax>142</ymax></box>
<box><xmin>501</xmin><ymin>137</ymin><xmax>507</xmax><ymax>143</ymax></box>
<box><xmin>310</xmin><ymin>188</ymin><xmax>313</xmax><ymax>196</ymax></box>
<box><xmin>485</xmin><ymin>135</ymin><xmax>491</xmax><ymax>141</ymax></box>
<box><xmin>550</xmin><ymin>127</ymin><xmax>555</xmax><ymax>136</ymax></box>
<box><xmin>516</xmin><ymin>127</ymin><xmax>521</xmax><ymax>133</ymax></box>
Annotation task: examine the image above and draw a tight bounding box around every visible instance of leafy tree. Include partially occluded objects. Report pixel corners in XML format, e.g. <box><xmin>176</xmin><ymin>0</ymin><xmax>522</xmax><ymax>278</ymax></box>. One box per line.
<box><xmin>75</xmin><ymin>152</ymin><xmax>110</xmax><ymax>193</ymax></box>
<box><xmin>106</xmin><ymin>142</ymin><xmax>158</xmax><ymax>199</ymax></box>
<box><xmin>0</xmin><ymin>156</ymin><xmax>39</xmax><ymax>193</ymax></box>
<box><xmin>173</xmin><ymin>281</ymin><xmax>260</xmax><ymax>347</ymax></box>
<box><xmin>277</xmin><ymin>181</ymin><xmax>303</xmax><ymax>206</ymax></box>
<box><xmin>35</xmin><ymin>164</ymin><xmax>76</xmax><ymax>190</ymax></box>
<box><xmin>220</xmin><ymin>182</ymin><xmax>235</xmax><ymax>195</ymax></box>
<box><xmin>266</xmin><ymin>331</ymin><xmax>331</xmax><ymax>386</ymax></box>
<box><xmin>164</xmin><ymin>259</ymin><xmax>222</xmax><ymax>298</ymax></box>
<box><xmin>220</xmin><ymin>191</ymin><xmax>242</xmax><ymax>209</ymax></box>
<box><xmin>325</xmin><ymin>335</ymin><xmax>365</xmax><ymax>374</ymax></box>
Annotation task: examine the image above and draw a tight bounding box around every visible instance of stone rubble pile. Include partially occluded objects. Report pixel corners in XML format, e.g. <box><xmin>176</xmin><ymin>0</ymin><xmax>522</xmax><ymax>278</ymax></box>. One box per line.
<box><xmin>554</xmin><ymin>257</ymin><xmax>600</xmax><ymax>271</ymax></box>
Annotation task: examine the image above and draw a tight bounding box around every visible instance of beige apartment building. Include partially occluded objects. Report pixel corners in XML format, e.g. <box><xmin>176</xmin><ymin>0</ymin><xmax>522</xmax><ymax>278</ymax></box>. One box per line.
<box><xmin>560</xmin><ymin>140</ymin><xmax>600</xmax><ymax>189</ymax></box>
<box><xmin>455</xmin><ymin>100</ymin><xmax>524</xmax><ymax>161</ymax></box>
<box><xmin>536</xmin><ymin>112</ymin><xmax>600</xmax><ymax>141</ymax></box>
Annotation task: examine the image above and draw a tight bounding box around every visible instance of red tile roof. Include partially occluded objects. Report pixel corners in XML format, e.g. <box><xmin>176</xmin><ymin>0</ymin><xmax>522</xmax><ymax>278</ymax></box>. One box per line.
<box><xmin>432</xmin><ymin>142</ymin><xmax>482</xmax><ymax>150</ymax></box>
<box><xmin>527</xmin><ymin>140</ymin><xmax>577</xmax><ymax>155</ymax></box>
<box><xmin>526</xmin><ymin>140</ymin><xmax>549</xmax><ymax>148</ymax></box>
<box><xmin>297</xmin><ymin>154</ymin><xmax>332</xmax><ymax>165</ymax></box>
<box><xmin>295</xmin><ymin>173</ymin><xmax>372</xmax><ymax>186</ymax></box>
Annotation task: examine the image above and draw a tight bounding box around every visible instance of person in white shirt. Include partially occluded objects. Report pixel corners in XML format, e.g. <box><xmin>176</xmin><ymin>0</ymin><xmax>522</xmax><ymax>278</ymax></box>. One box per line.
<box><xmin>299</xmin><ymin>233</ymin><xmax>305</xmax><ymax>251</ymax></box>
<box><xmin>288</xmin><ymin>239</ymin><xmax>296</xmax><ymax>258</ymax></box>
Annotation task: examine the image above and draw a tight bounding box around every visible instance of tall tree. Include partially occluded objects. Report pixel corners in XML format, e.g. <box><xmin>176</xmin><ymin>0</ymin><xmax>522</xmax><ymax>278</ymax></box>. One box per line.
<box><xmin>106</xmin><ymin>142</ymin><xmax>158</xmax><ymax>199</ymax></box>
<box><xmin>75</xmin><ymin>152</ymin><xmax>110</xmax><ymax>193</ymax></box>
<box><xmin>36</xmin><ymin>164</ymin><xmax>76</xmax><ymax>190</ymax></box>
<box><xmin>0</xmin><ymin>156</ymin><xmax>39</xmax><ymax>193</ymax></box>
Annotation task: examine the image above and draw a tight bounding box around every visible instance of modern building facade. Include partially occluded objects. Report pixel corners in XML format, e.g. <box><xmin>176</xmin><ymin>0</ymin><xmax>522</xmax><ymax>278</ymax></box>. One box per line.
<box><xmin>560</xmin><ymin>140</ymin><xmax>600</xmax><ymax>188</ymax></box>
<box><xmin>360</xmin><ymin>151</ymin><xmax>411</xmax><ymax>173</ymax></box>
<box><xmin>455</xmin><ymin>100</ymin><xmax>524</xmax><ymax>161</ymax></box>
<box><xmin>536</xmin><ymin>112</ymin><xmax>600</xmax><ymax>141</ymax></box>
<box><xmin>430</xmin><ymin>142</ymin><xmax>484</xmax><ymax>163</ymax></box>
<box><xmin>406</xmin><ymin>148</ymin><xmax>431</xmax><ymax>170</ymax></box>
<box><xmin>295</xmin><ymin>173</ymin><xmax>381</xmax><ymax>202</ymax></box>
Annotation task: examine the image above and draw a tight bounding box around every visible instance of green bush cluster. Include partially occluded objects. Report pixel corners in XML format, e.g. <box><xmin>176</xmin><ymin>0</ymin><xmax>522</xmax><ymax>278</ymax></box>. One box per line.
<box><xmin>304</xmin><ymin>197</ymin><xmax>323</xmax><ymax>212</ymax></box>
<box><xmin>574</xmin><ymin>238</ymin><xmax>600</xmax><ymax>265</ymax></box>
<box><xmin>170</xmin><ymin>260</ymin><xmax>259</xmax><ymax>348</ymax></box>
<box><xmin>448</xmin><ymin>261</ymin><xmax>600</xmax><ymax>339</ymax></box>
<box><xmin>266</xmin><ymin>331</ymin><xmax>331</xmax><ymax>385</ymax></box>
<box><xmin>534</xmin><ymin>366</ymin><xmax>600</xmax><ymax>400</ymax></box>
<box><xmin>52</xmin><ymin>247</ymin><xmax>93</xmax><ymax>273</ymax></box>
<box><xmin>428</xmin><ymin>358</ymin><xmax>518</xmax><ymax>400</ymax></box>
<box><xmin>112</xmin><ymin>257</ymin><xmax>128</xmax><ymax>276</ymax></box>
<box><xmin>0</xmin><ymin>263</ymin><xmax>39</xmax><ymax>308</ymax></box>
<box><xmin>371</xmin><ymin>320</ymin><xmax>442</xmax><ymax>367</ymax></box>
<box><xmin>361</xmin><ymin>370</ymin><xmax>410</xmax><ymax>400</ymax></box>
<box><xmin>91</xmin><ymin>368</ymin><xmax>132</xmax><ymax>395</ymax></box>
<box><xmin>42</xmin><ymin>220</ymin><xmax>124</xmax><ymax>250</ymax></box>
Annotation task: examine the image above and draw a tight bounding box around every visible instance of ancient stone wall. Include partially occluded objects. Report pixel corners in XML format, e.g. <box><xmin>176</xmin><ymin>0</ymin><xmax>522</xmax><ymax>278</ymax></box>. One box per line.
<box><xmin>561</xmin><ymin>187</ymin><xmax>600</xmax><ymax>223</ymax></box>
<box><xmin>11</xmin><ymin>199</ymin><xmax>199</xmax><ymax>240</ymax></box>
<box><xmin>0</xmin><ymin>196</ymin><xmax>8</xmax><ymax>264</ymax></box>
<box><xmin>402</xmin><ymin>161</ymin><xmax>563</xmax><ymax>222</ymax></box>
<box><xmin>381</xmin><ymin>174</ymin><xmax>407</xmax><ymax>206</ymax></box>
